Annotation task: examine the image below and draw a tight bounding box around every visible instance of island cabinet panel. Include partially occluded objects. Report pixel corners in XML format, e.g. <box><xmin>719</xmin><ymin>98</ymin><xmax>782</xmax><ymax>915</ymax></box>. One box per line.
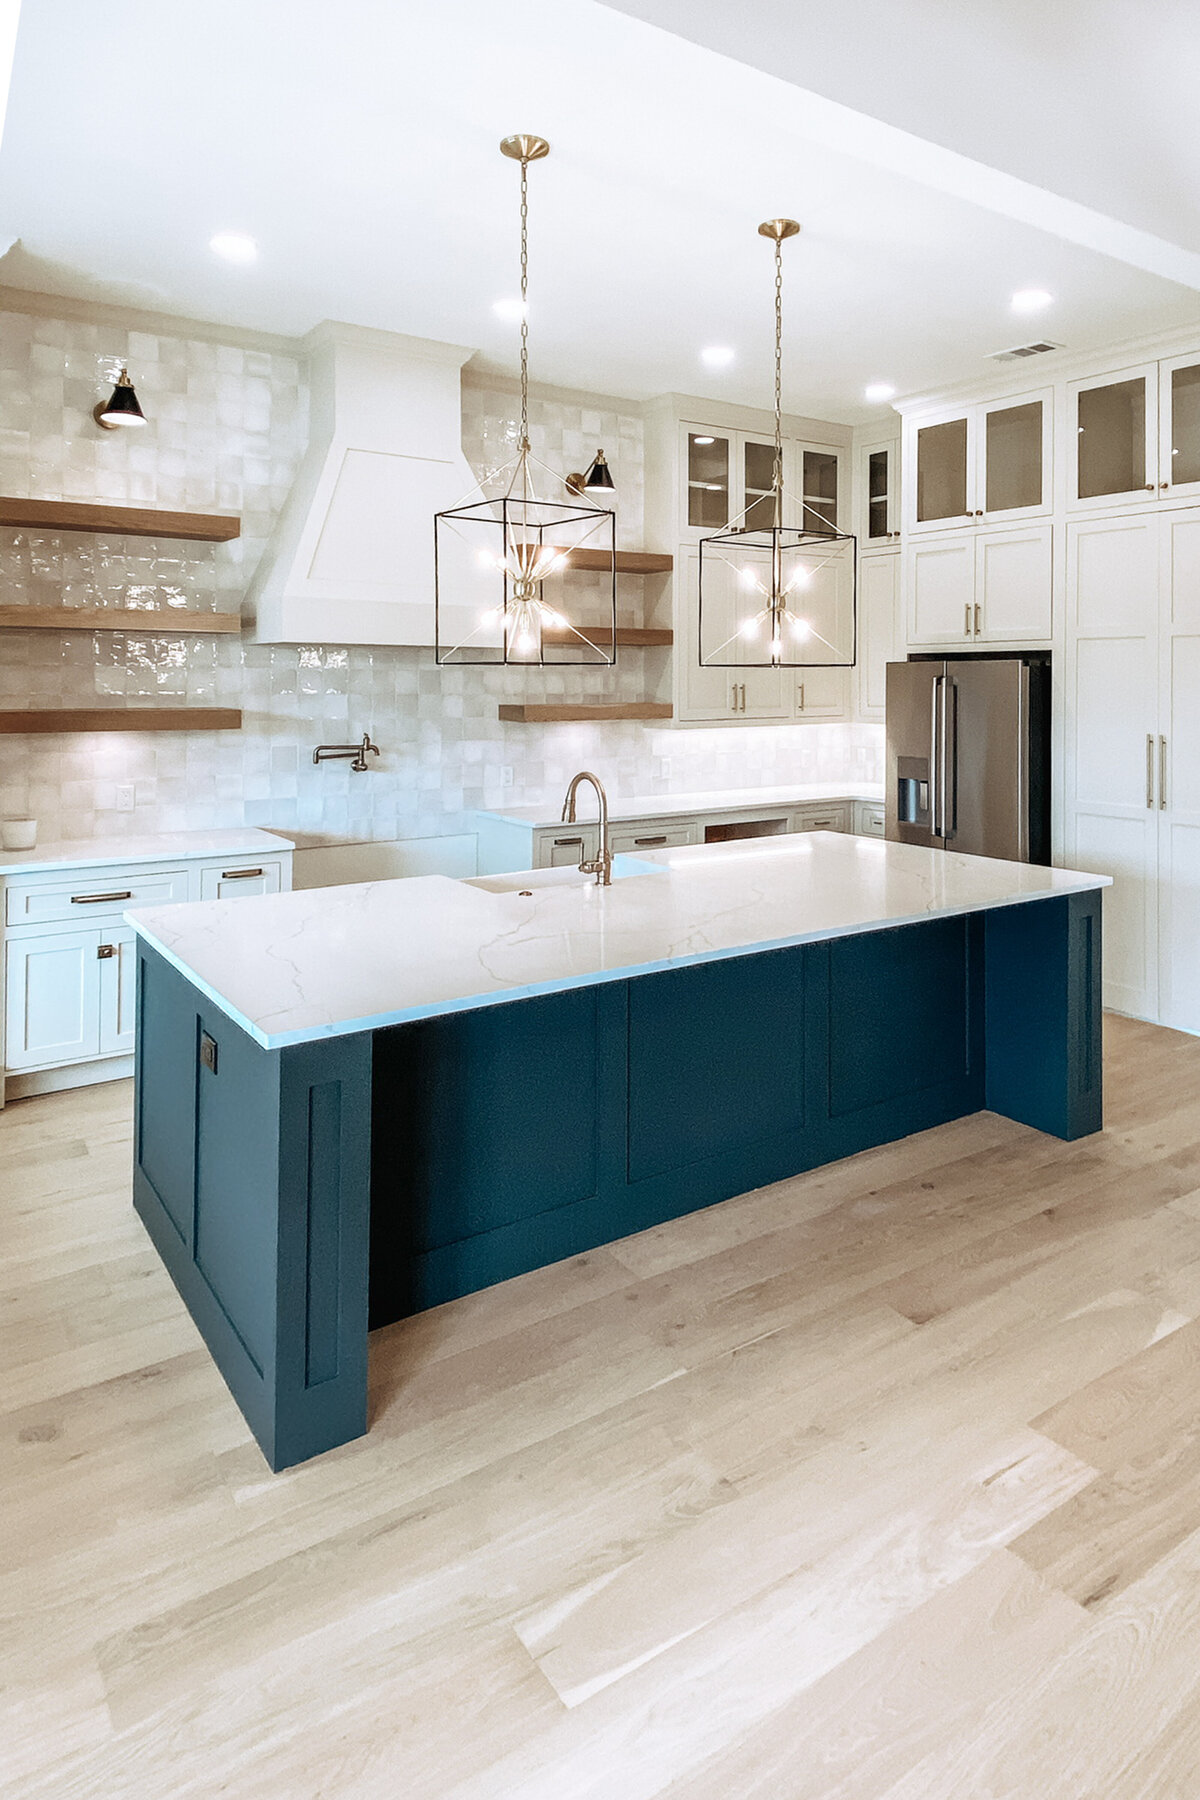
<box><xmin>132</xmin><ymin>945</ymin><xmax>373</xmax><ymax>1472</ymax></box>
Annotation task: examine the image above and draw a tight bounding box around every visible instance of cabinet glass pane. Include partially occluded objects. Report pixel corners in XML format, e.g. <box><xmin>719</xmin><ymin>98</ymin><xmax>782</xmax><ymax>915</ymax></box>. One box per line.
<box><xmin>687</xmin><ymin>433</ymin><xmax>729</xmax><ymax>528</ymax></box>
<box><xmin>743</xmin><ymin>440</ymin><xmax>778</xmax><ymax>530</ymax></box>
<box><xmin>1171</xmin><ymin>363</ymin><xmax>1200</xmax><ymax>486</ymax></box>
<box><xmin>985</xmin><ymin>401</ymin><xmax>1042</xmax><ymax>512</ymax></box>
<box><xmin>867</xmin><ymin>449</ymin><xmax>889</xmax><ymax>538</ymax></box>
<box><xmin>916</xmin><ymin>418</ymin><xmax>968</xmax><ymax>522</ymax></box>
<box><xmin>1077</xmin><ymin>378</ymin><xmax>1146</xmax><ymax>498</ymax></box>
<box><xmin>803</xmin><ymin>451</ymin><xmax>838</xmax><ymax>533</ymax></box>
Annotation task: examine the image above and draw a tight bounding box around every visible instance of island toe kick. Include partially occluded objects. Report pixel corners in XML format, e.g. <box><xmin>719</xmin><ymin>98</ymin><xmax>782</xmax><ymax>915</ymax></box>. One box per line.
<box><xmin>131</xmin><ymin>889</ymin><xmax>1101</xmax><ymax>1471</ymax></box>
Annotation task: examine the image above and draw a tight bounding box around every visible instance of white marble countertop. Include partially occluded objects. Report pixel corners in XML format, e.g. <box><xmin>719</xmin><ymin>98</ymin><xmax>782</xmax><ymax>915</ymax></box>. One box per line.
<box><xmin>0</xmin><ymin>828</ymin><xmax>295</xmax><ymax>878</ymax></box>
<box><xmin>127</xmin><ymin>833</ymin><xmax>1110</xmax><ymax>1052</ymax></box>
<box><xmin>477</xmin><ymin>782</ymin><xmax>884</xmax><ymax>829</ymax></box>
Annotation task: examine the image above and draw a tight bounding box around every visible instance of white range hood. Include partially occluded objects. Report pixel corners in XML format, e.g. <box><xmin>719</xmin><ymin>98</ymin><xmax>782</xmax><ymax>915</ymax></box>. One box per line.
<box><xmin>249</xmin><ymin>321</ymin><xmax>478</xmax><ymax>646</ymax></box>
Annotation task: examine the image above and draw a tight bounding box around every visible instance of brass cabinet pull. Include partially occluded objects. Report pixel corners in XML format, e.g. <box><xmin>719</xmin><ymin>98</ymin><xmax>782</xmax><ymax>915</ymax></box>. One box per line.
<box><xmin>1160</xmin><ymin>735</ymin><xmax>1168</xmax><ymax>810</ymax></box>
<box><xmin>97</xmin><ymin>943</ymin><xmax>116</xmax><ymax>959</ymax></box>
<box><xmin>71</xmin><ymin>890</ymin><xmax>132</xmax><ymax>904</ymax></box>
<box><xmin>974</xmin><ymin>603</ymin><xmax>982</xmax><ymax>636</ymax></box>
<box><xmin>797</xmin><ymin>682</ymin><xmax>805</xmax><ymax>711</ymax></box>
<box><xmin>220</xmin><ymin>867</ymin><xmax>264</xmax><ymax>880</ymax></box>
<box><xmin>964</xmin><ymin>604</ymin><xmax>972</xmax><ymax>637</ymax></box>
<box><xmin>741</xmin><ymin>682</ymin><xmax>748</xmax><ymax>712</ymax></box>
<box><xmin>634</xmin><ymin>835</ymin><xmax>668</xmax><ymax>847</ymax></box>
<box><xmin>553</xmin><ymin>836</ymin><xmax>583</xmax><ymax>847</ymax></box>
<box><xmin>1147</xmin><ymin>733</ymin><xmax>1156</xmax><ymax>809</ymax></box>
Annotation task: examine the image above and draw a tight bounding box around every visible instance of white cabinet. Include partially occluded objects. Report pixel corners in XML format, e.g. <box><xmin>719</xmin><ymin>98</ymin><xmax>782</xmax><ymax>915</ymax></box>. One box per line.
<box><xmin>904</xmin><ymin>389</ymin><xmax>1052</xmax><ymax>535</ymax></box>
<box><xmin>1062</xmin><ymin>507</ymin><xmax>1200</xmax><ymax>1028</ymax></box>
<box><xmin>855</xmin><ymin>553</ymin><xmax>900</xmax><ymax>720</ymax></box>
<box><xmin>859</xmin><ymin>438</ymin><xmax>901</xmax><ymax>547</ymax></box>
<box><xmin>792</xmin><ymin>801</ymin><xmax>851</xmax><ymax>833</ymax></box>
<box><xmin>0</xmin><ymin>837</ymin><xmax>293</xmax><ymax>1097</ymax></box>
<box><xmin>907</xmin><ymin>524</ymin><xmax>1052</xmax><ymax>648</ymax></box>
<box><xmin>4</xmin><ymin>931</ymin><xmax>102</xmax><ymax>1070</ymax></box>
<box><xmin>676</xmin><ymin>545</ymin><xmax>791</xmax><ymax>724</ymax></box>
<box><xmin>1068</xmin><ymin>353</ymin><xmax>1200</xmax><ymax>513</ymax></box>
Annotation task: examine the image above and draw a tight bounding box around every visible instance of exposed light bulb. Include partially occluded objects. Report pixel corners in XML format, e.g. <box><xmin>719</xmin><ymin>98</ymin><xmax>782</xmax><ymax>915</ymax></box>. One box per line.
<box><xmin>516</xmin><ymin>631</ymin><xmax>535</xmax><ymax>653</ymax></box>
<box><xmin>740</xmin><ymin>618</ymin><xmax>760</xmax><ymax>640</ymax></box>
<box><xmin>790</xmin><ymin>617</ymin><xmax>813</xmax><ymax>640</ymax></box>
<box><xmin>738</xmin><ymin>567</ymin><xmax>760</xmax><ymax>591</ymax></box>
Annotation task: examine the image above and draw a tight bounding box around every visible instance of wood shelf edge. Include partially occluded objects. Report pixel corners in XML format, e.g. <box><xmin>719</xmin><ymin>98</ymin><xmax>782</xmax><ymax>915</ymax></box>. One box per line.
<box><xmin>541</xmin><ymin>625</ymin><xmax>672</xmax><ymax>647</ymax></box>
<box><xmin>0</xmin><ymin>497</ymin><xmax>241</xmax><ymax>542</ymax></box>
<box><xmin>498</xmin><ymin>702</ymin><xmax>674</xmax><ymax>723</ymax></box>
<box><xmin>546</xmin><ymin>547</ymin><xmax>674</xmax><ymax>574</ymax></box>
<box><xmin>0</xmin><ymin>605</ymin><xmax>242</xmax><ymax>634</ymax></box>
<box><xmin>0</xmin><ymin>709</ymin><xmax>244</xmax><ymax>734</ymax></box>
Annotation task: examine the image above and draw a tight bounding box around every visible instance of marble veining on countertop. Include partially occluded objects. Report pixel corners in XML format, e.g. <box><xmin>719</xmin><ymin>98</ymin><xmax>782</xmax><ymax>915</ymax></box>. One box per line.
<box><xmin>127</xmin><ymin>833</ymin><xmax>1109</xmax><ymax>1052</ymax></box>
<box><xmin>476</xmin><ymin>782</ymin><xmax>884</xmax><ymax>828</ymax></box>
<box><xmin>0</xmin><ymin>828</ymin><xmax>295</xmax><ymax>877</ymax></box>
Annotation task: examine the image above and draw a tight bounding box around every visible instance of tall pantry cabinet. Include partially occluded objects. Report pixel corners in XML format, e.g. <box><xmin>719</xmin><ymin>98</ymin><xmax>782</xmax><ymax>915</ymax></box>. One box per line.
<box><xmin>1064</xmin><ymin>506</ymin><xmax>1200</xmax><ymax>1029</ymax></box>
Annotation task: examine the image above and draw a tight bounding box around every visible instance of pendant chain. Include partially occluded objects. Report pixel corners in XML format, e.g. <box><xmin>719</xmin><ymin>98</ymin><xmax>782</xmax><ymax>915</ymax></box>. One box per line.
<box><xmin>519</xmin><ymin>157</ymin><xmax>530</xmax><ymax>455</ymax></box>
<box><xmin>773</xmin><ymin>235</ymin><xmax>784</xmax><ymax>520</ymax></box>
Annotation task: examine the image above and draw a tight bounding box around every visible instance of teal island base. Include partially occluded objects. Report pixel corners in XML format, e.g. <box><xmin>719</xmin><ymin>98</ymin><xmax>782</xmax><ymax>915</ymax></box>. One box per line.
<box><xmin>133</xmin><ymin>893</ymin><xmax>1101</xmax><ymax>1471</ymax></box>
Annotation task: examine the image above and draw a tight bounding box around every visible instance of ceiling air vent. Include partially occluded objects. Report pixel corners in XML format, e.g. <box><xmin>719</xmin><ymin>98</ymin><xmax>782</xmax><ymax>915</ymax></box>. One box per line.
<box><xmin>988</xmin><ymin>340</ymin><xmax>1065</xmax><ymax>363</ymax></box>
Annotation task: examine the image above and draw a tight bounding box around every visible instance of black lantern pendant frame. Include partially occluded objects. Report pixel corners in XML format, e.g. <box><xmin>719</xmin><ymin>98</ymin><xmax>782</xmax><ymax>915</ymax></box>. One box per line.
<box><xmin>434</xmin><ymin>133</ymin><xmax>618</xmax><ymax>667</ymax></box>
<box><xmin>698</xmin><ymin>219</ymin><xmax>857</xmax><ymax>671</ymax></box>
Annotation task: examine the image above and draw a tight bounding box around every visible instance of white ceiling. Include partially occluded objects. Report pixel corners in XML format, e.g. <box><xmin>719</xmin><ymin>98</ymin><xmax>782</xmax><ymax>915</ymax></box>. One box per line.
<box><xmin>2</xmin><ymin>0</ymin><xmax>1198</xmax><ymax>423</ymax></box>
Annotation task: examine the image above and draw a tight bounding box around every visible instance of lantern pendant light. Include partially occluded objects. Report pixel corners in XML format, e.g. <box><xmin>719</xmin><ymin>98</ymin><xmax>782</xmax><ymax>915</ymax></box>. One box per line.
<box><xmin>435</xmin><ymin>135</ymin><xmax>617</xmax><ymax>666</ymax></box>
<box><xmin>698</xmin><ymin>219</ymin><xmax>856</xmax><ymax>672</ymax></box>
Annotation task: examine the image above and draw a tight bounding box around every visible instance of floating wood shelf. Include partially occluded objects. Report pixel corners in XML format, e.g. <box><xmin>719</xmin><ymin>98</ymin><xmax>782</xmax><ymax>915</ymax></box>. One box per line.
<box><xmin>553</xmin><ymin>548</ymin><xmax>673</xmax><ymax>575</ymax></box>
<box><xmin>0</xmin><ymin>709</ymin><xmax>243</xmax><ymax>734</ymax></box>
<box><xmin>0</xmin><ymin>498</ymin><xmax>241</xmax><ymax>542</ymax></box>
<box><xmin>0</xmin><ymin>605</ymin><xmax>242</xmax><ymax>635</ymax></box>
<box><xmin>541</xmin><ymin>624</ymin><xmax>672</xmax><ymax>648</ymax></box>
<box><xmin>498</xmin><ymin>702</ymin><xmax>673</xmax><ymax>724</ymax></box>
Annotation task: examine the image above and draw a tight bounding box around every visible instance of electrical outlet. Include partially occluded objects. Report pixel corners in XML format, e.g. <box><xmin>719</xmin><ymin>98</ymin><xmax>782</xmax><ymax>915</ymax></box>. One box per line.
<box><xmin>115</xmin><ymin>785</ymin><xmax>135</xmax><ymax>812</ymax></box>
<box><xmin>501</xmin><ymin>765</ymin><xmax>515</xmax><ymax>788</ymax></box>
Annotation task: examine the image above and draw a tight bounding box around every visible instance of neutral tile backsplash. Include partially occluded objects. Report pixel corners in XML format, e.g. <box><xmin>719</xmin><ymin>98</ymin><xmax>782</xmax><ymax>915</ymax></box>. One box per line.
<box><xmin>0</xmin><ymin>304</ymin><xmax>882</xmax><ymax>850</ymax></box>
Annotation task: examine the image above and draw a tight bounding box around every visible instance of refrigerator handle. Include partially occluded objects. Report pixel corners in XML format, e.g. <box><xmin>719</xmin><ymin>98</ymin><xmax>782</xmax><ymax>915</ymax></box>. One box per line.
<box><xmin>943</xmin><ymin>677</ymin><xmax>958</xmax><ymax>841</ymax></box>
<box><xmin>930</xmin><ymin>674</ymin><xmax>943</xmax><ymax>838</ymax></box>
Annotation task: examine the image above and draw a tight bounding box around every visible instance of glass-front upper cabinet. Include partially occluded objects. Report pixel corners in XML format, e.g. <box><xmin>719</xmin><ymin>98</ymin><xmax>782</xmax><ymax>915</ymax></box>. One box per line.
<box><xmin>907</xmin><ymin>391</ymin><xmax>1051</xmax><ymax>533</ymax></box>
<box><xmin>742</xmin><ymin>438</ymin><xmax>779</xmax><ymax>530</ymax></box>
<box><xmin>686</xmin><ymin>431</ymin><xmax>731</xmax><ymax>530</ymax></box>
<box><xmin>1160</xmin><ymin>353</ymin><xmax>1200</xmax><ymax>501</ymax></box>
<box><xmin>802</xmin><ymin>449</ymin><xmax>840</xmax><ymax>534</ymax></box>
<box><xmin>1069</xmin><ymin>365</ymin><xmax>1157</xmax><ymax>510</ymax></box>
<box><xmin>860</xmin><ymin>439</ymin><xmax>899</xmax><ymax>545</ymax></box>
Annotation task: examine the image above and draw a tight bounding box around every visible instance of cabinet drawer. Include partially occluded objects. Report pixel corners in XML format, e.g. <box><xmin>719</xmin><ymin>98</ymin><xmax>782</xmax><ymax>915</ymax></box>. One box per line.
<box><xmin>4</xmin><ymin>866</ymin><xmax>190</xmax><ymax>927</ymax></box>
<box><xmin>199</xmin><ymin>859</ymin><xmax>284</xmax><ymax>901</ymax></box>
<box><xmin>856</xmin><ymin>804</ymin><xmax>886</xmax><ymax>838</ymax></box>
<box><xmin>609</xmin><ymin>823</ymin><xmax>698</xmax><ymax>855</ymax></box>
<box><xmin>793</xmin><ymin>803</ymin><xmax>851</xmax><ymax>833</ymax></box>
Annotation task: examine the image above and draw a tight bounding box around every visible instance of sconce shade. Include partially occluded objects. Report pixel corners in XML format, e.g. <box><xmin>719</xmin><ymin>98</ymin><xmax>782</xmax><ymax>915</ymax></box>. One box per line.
<box><xmin>94</xmin><ymin>368</ymin><xmax>147</xmax><ymax>430</ymax></box>
<box><xmin>584</xmin><ymin>449</ymin><xmax>615</xmax><ymax>492</ymax></box>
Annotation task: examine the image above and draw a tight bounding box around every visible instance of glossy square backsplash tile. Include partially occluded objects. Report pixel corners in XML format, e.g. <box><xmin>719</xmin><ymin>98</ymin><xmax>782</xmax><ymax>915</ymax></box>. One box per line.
<box><xmin>0</xmin><ymin>306</ymin><xmax>882</xmax><ymax>848</ymax></box>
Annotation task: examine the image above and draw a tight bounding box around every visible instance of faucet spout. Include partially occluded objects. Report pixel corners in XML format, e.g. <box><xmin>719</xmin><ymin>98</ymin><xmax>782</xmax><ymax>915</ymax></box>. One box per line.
<box><xmin>561</xmin><ymin>770</ymin><xmax>612</xmax><ymax>886</ymax></box>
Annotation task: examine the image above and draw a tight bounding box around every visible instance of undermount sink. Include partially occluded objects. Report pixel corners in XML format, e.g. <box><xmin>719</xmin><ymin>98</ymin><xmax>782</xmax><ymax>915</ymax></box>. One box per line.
<box><xmin>465</xmin><ymin>856</ymin><xmax>664</xmax><ymax>895</ymax></box>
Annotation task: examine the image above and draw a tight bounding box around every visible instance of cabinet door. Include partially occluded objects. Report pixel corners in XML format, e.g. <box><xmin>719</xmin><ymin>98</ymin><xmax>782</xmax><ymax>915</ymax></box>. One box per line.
<box><xmin>978</xmin><ymin>390</ymin><xmax>1052</xmax><ymax>522</ymax></box>
<box><xmin>1069</xmin><ymin>365</ymin><xmax>1158</xmax><ymax>511</ymax></box>
<box><xmin>681</xmin><ymin>547</ymin><xmax>788</xmax><ymax>722</ymax></box>
<box><xmin>4</xmin><ymin>929</ymin><xmax>101</xmax><ymax>1070</ymax></box>
<box><xmin>609</xmin><ymin>822</ymin><xmax>698</xmax><ymax>855</ymax></box>
<box><xmin>975</xmin><ymin>524</ymin><xmax>1053</xmax><ymax>643</ymax></box>
<box><xmin>541</xmin><ymin>828</ymin><xmax>599</xmax><ymax>868</ymax></box>
<box><xmin>682</xmin><ymin>427</ymin><xmax>732</xmax><ymax>539</ymax></box>
<box><xmin>856</xmin><ymin>552</ymin><xmax>900</xmax><ymax>718</ymax></box>
<box><xmin>909</xmin><ymin>411</ymin><xmax>972</xmax><ymax>533</ymax></box>
<box><xmin>1064</xmin><ymin>516</ymin><xmax>1160</xmax><ymax>1019</ymax></box>
<box><xmin>1159</xmin><ymin>353</ymin><xmax>1200</xmax><ymax>504</ymax></box>
<box><xmin>800</xmin><ymin>444</ymin><xmax>843</xmax><ymax>536</ymax></box>
<box><xmin>1157</xmin><ymin>508</ymin><xmax>1200</xmax><ymax>1032</ymax></box>
<box><xmin>794</xmin><ymin>667</ymin><xmax>851</xmax><ymax>719</ymax></box>
<box><xmin>199</xmin><ymin>861</ymin><xmax>284</xmax><ymax>900</ymax></box>
<box><xmin>907</xmin><ymin>534</ymin><xmax>976</xmax><ymax>647</ymax></box>
<box><xmin>98</xmin><ymin>926</ymin><xmax>137</xmax><ymax>1056</ymax></box>
<box><xmin>860</xmin><ymin>439</ymin><xmax>900</xmax><ymax>546</ymax></box>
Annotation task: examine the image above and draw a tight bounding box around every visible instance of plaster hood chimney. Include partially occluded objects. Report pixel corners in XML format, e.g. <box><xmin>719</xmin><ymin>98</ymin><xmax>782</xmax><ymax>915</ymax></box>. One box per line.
<box><xmin>249</xmin><ymin>321</ymin><xmax>478</xmax><ymax>646</ymax></box>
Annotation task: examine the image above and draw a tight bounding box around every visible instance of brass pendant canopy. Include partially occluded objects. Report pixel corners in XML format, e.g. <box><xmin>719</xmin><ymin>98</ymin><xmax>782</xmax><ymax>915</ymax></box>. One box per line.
<box><xmin>697</xmin><ymin>217</ymin><xmax>856</xmax><ymax>672</ymax></box>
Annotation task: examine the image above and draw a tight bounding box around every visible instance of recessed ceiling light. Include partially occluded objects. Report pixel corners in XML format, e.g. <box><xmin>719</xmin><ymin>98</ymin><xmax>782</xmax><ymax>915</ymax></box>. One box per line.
<box><xmin>864</xmin><ymin>382</ymin><xmax>896</xmax><ymax>403</ymax></box>
<box><xmin>209</xmin><ymin>232</ymin><xmax>258</xmax><ymax>264</ymax></box>
<box><xmin>1011</xmin><ymin>288</ymin><xmax>1053</xmax><ymax>314</ymax></box>
<box><xmin>701</xmin><ymin>346</ymin><xmax>735</xmax><ymax>370</ymax></box>
<box><xmin>492</xmin><ymin>297</ymin><xmax>527</xmax><ymax>323</ymax></box>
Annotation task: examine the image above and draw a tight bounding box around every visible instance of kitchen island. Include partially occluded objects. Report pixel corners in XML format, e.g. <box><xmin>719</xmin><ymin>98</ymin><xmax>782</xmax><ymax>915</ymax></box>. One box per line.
<box><xmin>128</xmin><ymin>834</ymin><xmax>1108</xmax><ymax>1470</ymax></box>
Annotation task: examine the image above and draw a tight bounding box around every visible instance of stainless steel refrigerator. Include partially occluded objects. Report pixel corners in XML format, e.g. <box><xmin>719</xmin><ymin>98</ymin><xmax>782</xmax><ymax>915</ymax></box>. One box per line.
<box><xmin>885</xmin><ymin>654</ymin><xmax>1050</xmax><ymax>864</ymax></box>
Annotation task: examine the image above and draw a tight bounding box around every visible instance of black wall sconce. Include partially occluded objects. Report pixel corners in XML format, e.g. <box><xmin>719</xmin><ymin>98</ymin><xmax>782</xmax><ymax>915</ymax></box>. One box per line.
<box><xmin>565</xmin><ymin>448</ymin><xmax>615</xmax><ymax>498</ymax></box>
<box><xmin>94</xmin><ymin>366</ymin><xmax>147</xmax><ymax>430</ymax></box>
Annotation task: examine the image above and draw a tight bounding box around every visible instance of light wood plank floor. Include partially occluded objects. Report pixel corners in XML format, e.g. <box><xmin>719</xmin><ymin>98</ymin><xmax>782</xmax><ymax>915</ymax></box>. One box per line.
<box><xmin>7</xmin><ymin>1013</ymin><xmax>1200</xmax><ymax>1797</ymax></box>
